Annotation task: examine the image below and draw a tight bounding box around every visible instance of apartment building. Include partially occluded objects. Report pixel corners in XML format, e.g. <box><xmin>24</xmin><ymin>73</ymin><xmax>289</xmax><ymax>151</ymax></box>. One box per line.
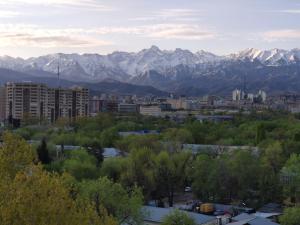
<box><xmin>4</xmin><ymin>82</ymin><xmax>89</xmax><ymax>123</ymax></box>
<box><xmin>5</xmin><ymin>82</ymin><xmax>49</xmax><ymax>121</ymax></box>
<box><xmin>0</xmin><ymin>87</ymin><xmax>6</xmax><ymax>121</ymax></box>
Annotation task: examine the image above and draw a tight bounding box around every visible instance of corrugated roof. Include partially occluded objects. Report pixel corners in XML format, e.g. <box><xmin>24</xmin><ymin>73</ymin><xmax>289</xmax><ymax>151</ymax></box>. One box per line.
<box><xmin>142</xmin><ymin>206</ymin><xmax>216</xmax><ymax>225</ymax></box>
<box><xmin>232</xmin><ymin>213</ymin><xmax>279</xmax><ymax>225</ymax></box>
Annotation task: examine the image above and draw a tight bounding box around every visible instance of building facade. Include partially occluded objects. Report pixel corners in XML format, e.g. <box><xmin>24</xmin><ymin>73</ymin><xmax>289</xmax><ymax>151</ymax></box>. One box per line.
<box><xmin>4</xmin><ymin>82</ymin><xmax>89</xmax><ymax>123</ymax></box>
<box><xmin>118</xmin><ymin>103</ymin><xmax>138</xmax><ymax>114</ymax></box>
<box><xmin>0</xmin><ymin>87</ymin><xmax>6</xmax><ymax>121</ymax></box>
<box><xmin>139</xmin><ymin>105</ymin><xmax>162</xmax><ymax>117</ymax></box>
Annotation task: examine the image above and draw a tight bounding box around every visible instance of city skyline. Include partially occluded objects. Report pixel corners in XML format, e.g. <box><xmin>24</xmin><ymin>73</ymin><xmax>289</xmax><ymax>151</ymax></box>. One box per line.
<box><xmin>0</xmin><ymin>0</ymin><xmax>299</xmax><ymax>58</ymax></box>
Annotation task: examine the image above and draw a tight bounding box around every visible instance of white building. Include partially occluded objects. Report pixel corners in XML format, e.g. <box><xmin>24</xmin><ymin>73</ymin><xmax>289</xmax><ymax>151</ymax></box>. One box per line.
<box><xmin>232</xmin><ymin>89</ymin><xmax>244</xmax><ymax>101</ymax></box>
<box><xmin>139</xmin><ymin>105</ymin><xmax>162</xmax><ymax>117</ymax></box>
<box><xmin>258</xmin><ymin>90</ymin><xmax>267</xmax><ymax>102</ymax></box>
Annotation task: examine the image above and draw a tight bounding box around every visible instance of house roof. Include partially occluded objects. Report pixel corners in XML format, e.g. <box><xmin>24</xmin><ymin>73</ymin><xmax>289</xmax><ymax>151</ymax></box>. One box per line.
<box><xmin>103</xmin><ymin>148</ymin><xmax>121</xmax><ymax>158</ymax></box>
<box><xmin>258</xmin><ymin>203</ymin><xmax>283</xmax><ymax>213</ymax></box>
<box><xmin>232</xmin><ymin>213</ymin><xmax>279</xmax><ymax>225</ymax></box>
<box><xmin>248</xmin><ymin>217</ymin><xmax>279</xmax><ymax>225</ymax></box>
<box><xmin>254</xmin><ymin>212</ymin><xmax>282</xmax><ymax>218</ymax></box>
<box><xmin>233</xmin><ymin>213</ymin><xmax>255</xmax><ymax>221</ymax></box>
<box><xmin>226</xmin><ymin>219</ymin><xmax>254</xmax><ymax>225</ymax></box>
<box><xmin>142</xmin><ymin>206</ymin><xmax>216</xmax><ymax>225</ymax></box>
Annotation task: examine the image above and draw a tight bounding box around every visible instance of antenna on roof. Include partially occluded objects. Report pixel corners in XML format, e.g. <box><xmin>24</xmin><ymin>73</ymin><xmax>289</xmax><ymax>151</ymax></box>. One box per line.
<box><xmin>243</xmin><ymin>72</ymin><xmax>247</xmax><ymax>99</ymax></box>
<box><xmin>57</xmin><ymin>55</ymin><xmax>60</xmax><ymax>88</ymax></box>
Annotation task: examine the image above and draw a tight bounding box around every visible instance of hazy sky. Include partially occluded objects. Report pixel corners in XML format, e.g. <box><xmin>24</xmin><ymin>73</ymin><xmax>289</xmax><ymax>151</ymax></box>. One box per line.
<box><xmin>0</xmin><ymin>0</ymin><xmax>300</xmax><ymax>58</ymax></box>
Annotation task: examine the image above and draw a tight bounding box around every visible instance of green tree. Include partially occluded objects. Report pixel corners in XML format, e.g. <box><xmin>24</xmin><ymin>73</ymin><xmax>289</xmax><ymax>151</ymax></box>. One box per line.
<box><xmin>36</xmin><ymin>138</ymin><xmax>51</xmax><ymax>164</ymax></box>
<box><xmin>229</xmin><ymin>150</ymin><xmax>259</xmax><ymax>201</ymax></box>
<box><xmin>79</xmin><ymin>177</ymin><xmax>143</xmax><ymax>225</ymax></box>
<box><xmin>121</xmin><ymin>148</ymin><xmax>156</xmax><ymax>200</ymax></box>
<box><xmin>154</xmin><ymin>151</ymin><xmax>192</xmax><ymax>207</ymax></box>
<box><xmin>0</xmin><ymin>132</ymin><xmax>35</xmax><ymax>180</ymax></box>
<box><xmin>281</xmin><ymin>154</ymin><xmax>300</xmax><ymax>204</ymax></box>
<box><xmin>0</xmin><ymin>133</ymin><xmax>116</xmax><ymax>225</ymax></box>
<box><xmin>280</xmin><ymin>207</ymin><xmax>300</xmax><ymax>225</ymax></box>
<box><xmin>62</xmin><ymin>149</ymin><xmax>99</xmax><ymax>180</ymax></box>
<box><xmin>259</xmin><ymin>142</ymin><xmax>284</xmax><ymax>203</ymax></box>
<box><xmin>256</xmin><ymin>123</ymin><xmax>266</xmax><ymax>145</ymax></box>
<box><xmin>100</xmin><ymin>158</ymin><xmax>127</xmax><ymax>182</ymax></box>
<box><xmin>191</xmin><ymin>154</ymin><xmax>215</xmax><ymax>201</ymax></box>
<box><xmin>163</xmin><ymin>128</ymin><xmax>194</xmax><ymax>152</ymax></box>
<box><xmin>161</xmin><ymin>210</ymin><xmax>196</xmax><ymax>225</ymax></box>
<box><xmin>100</xmin><ymin>128</ymin><xmax>119</xmax><ymax>148</ymax></box>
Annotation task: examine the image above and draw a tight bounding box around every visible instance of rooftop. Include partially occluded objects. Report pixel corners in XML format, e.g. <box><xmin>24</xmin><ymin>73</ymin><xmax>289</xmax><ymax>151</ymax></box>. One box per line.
<box><xmin>142</xmin><ymin>206</ymin><xmax>216</xmax><ymax>225</ymax></box>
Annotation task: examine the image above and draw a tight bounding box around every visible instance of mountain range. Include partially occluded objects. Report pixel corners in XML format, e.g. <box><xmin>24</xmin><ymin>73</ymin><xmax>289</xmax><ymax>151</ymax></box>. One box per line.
<box><xmin>1</xmin><ymin>46</ymin><xmax>300</xmax><ymax>96</ymax></box>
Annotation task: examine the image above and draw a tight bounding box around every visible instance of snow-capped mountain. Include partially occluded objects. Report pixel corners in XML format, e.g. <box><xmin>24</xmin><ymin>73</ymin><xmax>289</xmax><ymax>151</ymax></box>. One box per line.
<box><xmin>231</xmin><ymin>48</ymin><xmax>300</xmax><ymax>65</ymax></box>
<box><xmin>0</xmin><ymin>45</ymin><xmax>223</xmax><ymax>82</ymax></box>
<box><xmin>1</xmin><ymin>46</ymin><xmax>300</xmax><ymax>95</ymax></box>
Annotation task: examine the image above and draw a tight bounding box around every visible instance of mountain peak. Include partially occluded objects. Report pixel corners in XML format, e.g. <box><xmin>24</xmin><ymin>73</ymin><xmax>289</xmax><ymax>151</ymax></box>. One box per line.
<box><xmin>149</xmin><ymin>45</ymin><xmax>161</xmax><ymax>51</ymax></box>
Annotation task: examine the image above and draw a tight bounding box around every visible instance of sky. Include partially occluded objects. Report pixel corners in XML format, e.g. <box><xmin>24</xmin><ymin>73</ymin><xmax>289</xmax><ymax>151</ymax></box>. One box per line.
<box><xmin>0</xmin><ymin>0</ymin><xmax>300</xmax><ymax>58</ymax></box>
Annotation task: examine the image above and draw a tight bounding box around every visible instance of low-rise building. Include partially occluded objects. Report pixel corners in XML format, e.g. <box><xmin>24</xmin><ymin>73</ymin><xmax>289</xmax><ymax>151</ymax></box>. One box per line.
<box><xmin>118</xmin><ymin>103</ymin><xmax>138</xmax><ymax>113</ymax></box>
<box><xmin>140</xmin><ymin>105</ymin><xmax>162</xmax><ymax>117</ymax></box>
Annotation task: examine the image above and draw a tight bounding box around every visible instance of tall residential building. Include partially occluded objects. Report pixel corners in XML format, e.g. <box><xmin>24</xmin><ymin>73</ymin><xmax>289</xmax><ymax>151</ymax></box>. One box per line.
<box><xmin>232</xmin><ymin>89</ymin><xmax>244</xmax><ymax>101</ymax></box>
<box><xmin>258</xmin><ymin>90</ymin><xmax>267</xmax><ymax>102</ymax></box>
<box><xmin>6</xmin><ymin>82</ymin><xmax>49</xmax><ymax>121</ymax></box>
<box><xmin>5</xmin><ymin>82</ymin><xmax>89</xmax><ymax>123</ymax></box>
<box><xmin>0</xmin><ymin>87</ymin><xmax>6</xmax><ymax>121</ymax></box>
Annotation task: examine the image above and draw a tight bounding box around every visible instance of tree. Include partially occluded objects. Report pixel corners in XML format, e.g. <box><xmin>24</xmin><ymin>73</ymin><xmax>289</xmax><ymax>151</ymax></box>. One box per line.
<box><xmin>261</xmin><ymin>141</ymin><xmax>285</xmax><ymax>174</ymax></box>
<box><xmin>62</xmin><ymin>149</ymin><xmax>99</xmax><ymax>180</ymax></box>
<box><xmin>281</xmin><ymin>154</ymin><xmax>300</xmax><ymax>204</ymax></box>
<box><xmin>256</xmin><ymin>123</ymin><xmax>266</xmax><ymax>145</ymax></box>
<box><xmin>121</xmin><ymin>148</ymin><xmax>156</xmax><ymax>201</ymax></box>
<box><xmin>229</xmin><ymin>150</ymin><xmax>259</xmax><ymax>201</ymax></box>
<box><xmin>191</xmin><ymin>154</ymin><xmax>214</xmax><ymax>201</ymax></box>
<box><xmin>0</xmin><ymin>133</ymin><xmax>116</xmax><ymax>225</ymax></box>
<box><xmin>161</xmin><ymin>210</ymin><xmax>196</xmax><ymax>225</ymax></box>
<box><xmin>163</xmin><ymin>128</ymin><xmax>194</xmax><ymax>152</ymax></box>
<box><xmin>259</xmin><ymin>142</ymin><xmax>284</xmax><ymax>203</ymax></box>
<box><xmin>154</xmin><ymin>151</ymin><xmax>192</xmax><ymax>207</ymax></box>
<box><xmin>0</xmin><ymin>132</ymin><xmax>35</xmax><ymax>180</ymax></box>
<box><xmin>100</xmin><ymin>158</ymin><xmax>127</xmax><ymax>182</ymax></box>
<box><xmin>0</xmin><ymin>165</ymin><xmax>116</xmax><ymax>225</ymax></box>
<box><xmin>36</xmin><ymin>138</ymin><xmax>51</xmax><ymax>164</ymax></box>
<box><xmin>280</xmin><ymin>207</ymin><xmax>300</xmax><ymax>225</ymax></box>
<box><xmin>100</xmin><ymin>128</ymin><xmax>119</xmax><ymax>148</ymax></box>
<box><xmin>79</xmin><ymin>177</ymin><xmax>143</xmax><ymax>225</ymax></box>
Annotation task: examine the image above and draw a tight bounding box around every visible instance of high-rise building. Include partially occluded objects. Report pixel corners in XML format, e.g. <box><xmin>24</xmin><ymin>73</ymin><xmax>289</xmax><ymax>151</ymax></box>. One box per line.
<box><xmin>5</xmin><ymin>82</ymin><xmax>49</xmax><ymax>121</ymax></box>
<box><xmin>4</xmin><ymin>82</ymin><xmax>89</xmax><ymax>123</ymax></box>
<box><xmin>232</xmin><ymin>89</ymin><xmax>244</xmax><ymax>101</ymax></box>
<box><xmin>258</xmin><ymin>90</ymin><xmax>267</xmax><ymax>102</ymax></box>
<box><xmin>0</xmin><ymin>87</ymin><xmax>6</xmax><ymax>121</ymax></box>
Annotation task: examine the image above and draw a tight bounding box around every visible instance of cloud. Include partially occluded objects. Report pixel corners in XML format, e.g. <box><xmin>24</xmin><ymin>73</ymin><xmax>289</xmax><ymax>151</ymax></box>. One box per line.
<box><xmin>0</xmin><ymin>0</ymin><xmax>113</xmax><ymax>11</ymax></box>
<box><xmin>0</xmin><ymin>10</ymin><xmax>21</xmax><ymax>18</ymax></box>
<box><xmin>0</xmin><ymin>24</ymin><xmax>112</xmax><ymax>48</ymax></box>
<box><xmin>0</xmin><ymin>22</ymin><xmax>215</xmax><ymax>49</ymax></box>
<box><xmin>92</xmin><ymin>24</ymin><xmax>216</xmax><ymax>40</ymax></box>
<box><xmin>142</xmin><ymin>24</ymin><xmax>215</xmax><ymax>40</ymax></box>
<box><xmin>276</xmin><ymin>9</ymin><xmax>300</xmax><ymax>14</ymax></box>
<box><xmin>262</xmin><ymin>29</ymin><xmax>300</xmax><ymax>41</ymax></box>
<box><xmin>130</xmin><ymin>8</ymin><xmax>202</xmax><ymax>22</ymax></box>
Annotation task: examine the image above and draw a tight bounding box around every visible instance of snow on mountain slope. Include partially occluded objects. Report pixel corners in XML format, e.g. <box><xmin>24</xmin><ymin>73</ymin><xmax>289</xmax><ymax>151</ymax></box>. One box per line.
<box><xmin>231</xmin><ymin>48</ymin><xmax>300</xmax><ymax>65</ymax></box>
<box><xmin>0</xmin><ymin>46</ymin><xmax>222</xmax><ymax>81</ymax></box>
<box><xmin>0</xmin><ymin>46</ymin><xmax>300</xmax><ymax>83</ymax></box>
